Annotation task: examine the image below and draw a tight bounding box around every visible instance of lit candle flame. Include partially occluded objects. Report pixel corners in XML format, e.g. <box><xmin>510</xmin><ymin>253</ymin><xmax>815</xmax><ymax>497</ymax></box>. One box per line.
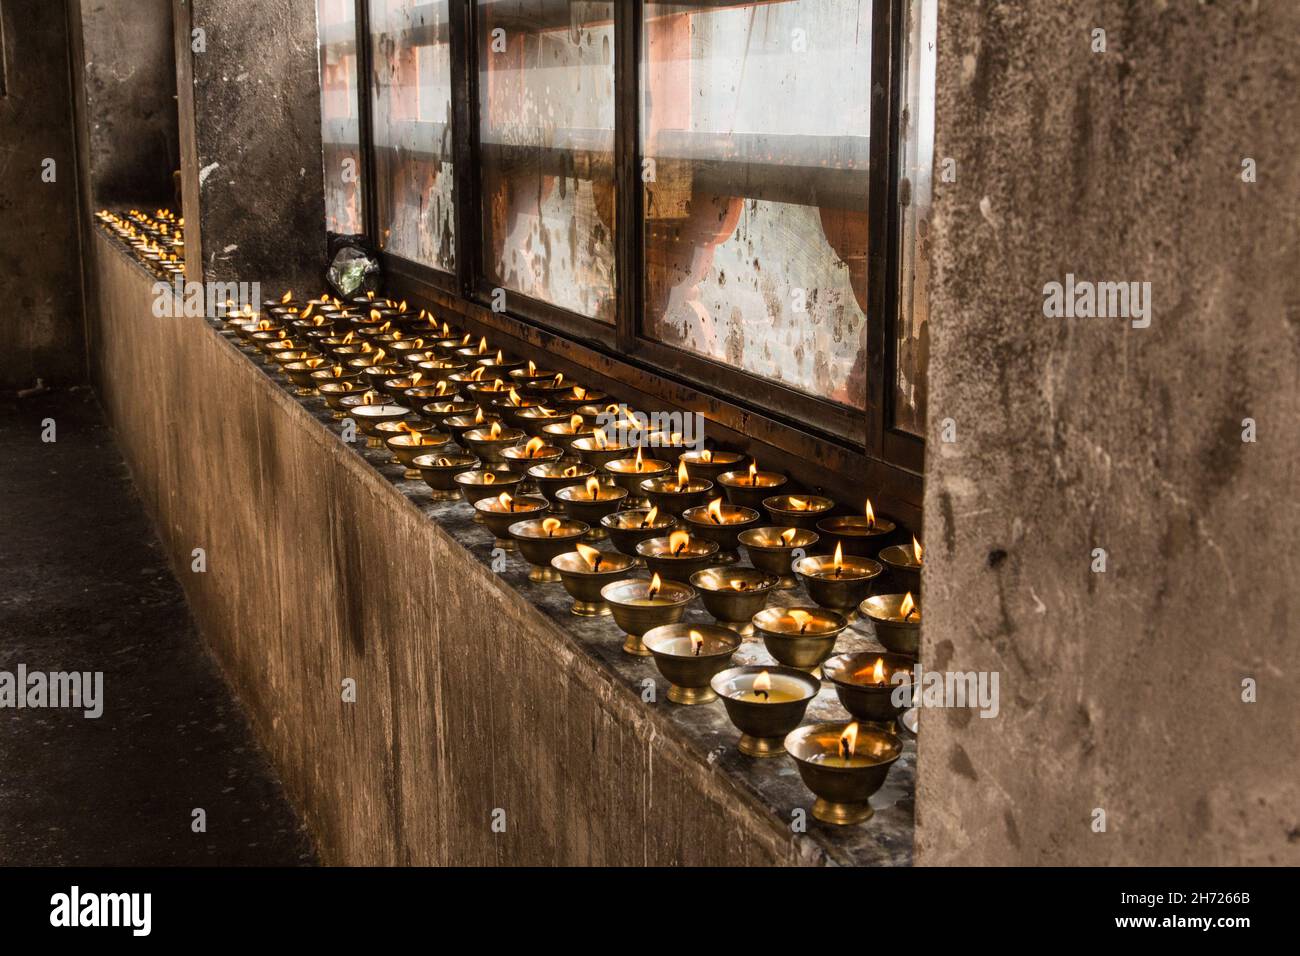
<box><xmin>790</xmin><ymin>609</ymin><xmax>812</xmax><ymax>634</ymax></box>
<box><xmin>398</xmin><ymin>299</ymin><xmax>407</xmax><ymax>312</ymax></box>
<box><xmin>748</xmin><ymin>461</ymin><xmax>758</xmax><ymax>486</ymax></box>
<box><xmin>833</xmin><ymin>541</ymin><xmax>844</xmax><ymax>577</ymax></box>
<box><xmin>676</xmin><ymin>459</ymin><xmax>690</xmax><ymax>488</ymax></box>
<box><xmin>865</xmin><ymin>500</ymin><xmax>876</xmax><ymax>528</ymax></box>
<box><xmin>528</xmin><ymin>360</ymin><xmax>537</xmax><ymax>376</ymax></box>
<box><xmin>788</xmin><ymin>496</ymin><xmax>808</xmax><ymax>511</ymax></box>
<box><xmin>585</xmin><ymin>476</ymin><xmax>601</xmax><ymax>500</ymax></box>
<box><xmin>707</xmin><ymin>497</ymin><xmax>724</xmax><ymax>525</ymax></box>
<box><xmin>494</xmin><ymin>350</ymin><xmax>504</xmax><ymax>364</ymax></box>
<box><xmin>912</xmin><ymin>535</ymin><xmax>924</xmax><ymax>564</ymax></box>
<box><xmin>634</xmin><ymin>446</ymin><xmax>645</xmax><ymax>471</ymax></box>
<box><xmin>669</xmin><ymin>530</ymin><xmax>690</xmax><ymax>555</ymax></box>
<box><xmin>473</xmin><ymin>407</ymin><xmax>485</xmax><ymax>424</ymax></box>
<box><xmin>508</xmin><ymin>387</ymin><xmax>522</xmax><ymax>406</ymax></box>
<box><xmin>780</xmin><ymin>527</ymin><xmax>798</xmax><ymax>546</ymax></box>
<box><xmin>900</xmin><ymin>591</ymin><xmax>918</xmax><ymax>621</ymax></box>
<box><xmin>483</xmin><ymin>471</ymin><xmax>497</xmax><ymax>485</ymax></box>
<box><xmin>594</xmin><ymin>428</ymin><xmax>608</xmax><ymax>450</ymax></box>
<box><xmin>871</xmin><ymin>657</ymin><xmax>886</xmax><ymax>684</ymax></box>
<box><xmin>690</xmin><ymin>630</ymin><xmax>704</xmax><ymax>657</ymax></box>
<box><xmin>648</xmin><ymin>573</ymin><xmax>662</xmax><ymax>598</ymax></box>
<box><xmin>576</xmin><ymin>542</ymin><xmax>603</xmax><ymax>572</ymax></box>
<box><xmin>281</xmin><ymin>290</ymin><xmax>293</xmax><ymax>304</ymax></box>
<box><xmin>839</xmin><ymin>723</ymin><xmax>859</xmax><ymax>760</ymax></box>
<box><xmin>542</xmin><ymin>517</ymin><xmax>561</xmax><ymax>537</ymax></box>
<box><xmin>573</xmin><ymin>386</ymin><xmax>587</xmax><ymax>401</ymax></box>
<box><xmin>488</xmin><ymin>421</ymin><xmax>503</xmax><ymax>440</ymax></box>
<box><xmin>498</xmin><ymin>491</ymin><xmax>515</xmax><ymax>511</ymax></box>
<box><xmin>554</xmin><ymin>373</ymin><xmax>564</xmax><ymax>386</ymax></box>
<box><xmin>569</xmin><ymin>414</ymin><xmax>583</xmax><ymax>432</ymax></box>
<box><xmin>524</xmin><ymin>437</ymin><xmax>545</xmax><ymax>458</ymax></box>
<box><xmin>477</xmin><ymin>336</ymin><xmax>488</xmax><ymax>355</ymax></box>
<box><xmin>700</xmin><ymin>449</ymin><xmax>713</xmax><ymax>464</ymax></box>
<box><xmin>642</xmin><ymin>506</ymin><xmax>658</xmax><ymax>528</ymax></box>
<box><xmin>753</xmin><ymin>670</ymin><xmax>772</xmax><ymax>700</ymax></box>
<box><xmin>562</xmin><ymin>465</ymin><xmax>580</xmax><ymax>478</ymax></box>
<box><xmin>469</xmin><ymin>366</ymin><xmax>486</xmax><ymax>381</ymax></box>
<box><xmin>369</xmin><ymin>308</ymin><xmax>381</xmax><ymax>322</ymax></box>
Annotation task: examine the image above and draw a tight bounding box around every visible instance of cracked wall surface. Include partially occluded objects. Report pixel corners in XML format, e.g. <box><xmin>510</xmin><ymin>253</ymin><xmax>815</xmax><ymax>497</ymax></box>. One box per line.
<box><xmin>918</xmin><ymin>0</ymin><xmax>1300</xmax><ymax>865</ymax></box>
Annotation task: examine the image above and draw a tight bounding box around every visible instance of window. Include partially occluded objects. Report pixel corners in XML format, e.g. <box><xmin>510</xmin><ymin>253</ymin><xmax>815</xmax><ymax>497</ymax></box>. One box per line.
<box><xmin>368</xmin><ymin>0</ymin><xmax>456</xmax><ymax>272</ymax></box>
<box><xmin>640</xmin><ymin>1</ymin><xmax>872</xmax><ymax>409</ymax></box>
<box><xmin>894</xmin><ymin>0</ymin><xmax>936</xmax><ymax>437</ymax></box>
<box><xmin>318</xmin><ymin>0</ymin><xmax>365</xmax><ymax>234</ymax></box>
<box><xmin>478</xmin><ymin>0</ymin><xmax>617</xmax><ymax>323</ymax></box>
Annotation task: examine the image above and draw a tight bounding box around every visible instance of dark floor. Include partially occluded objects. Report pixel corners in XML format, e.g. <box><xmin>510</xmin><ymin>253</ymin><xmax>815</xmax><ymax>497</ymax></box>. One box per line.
<box><xmin>0</xmin><ymin>388</ymin><xmax>314</xmax><ymax>865</ymax></box>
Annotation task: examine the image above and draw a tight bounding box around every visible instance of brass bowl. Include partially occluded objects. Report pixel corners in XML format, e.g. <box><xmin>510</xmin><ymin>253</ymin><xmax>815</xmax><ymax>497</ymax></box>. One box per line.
<box><xmin>284</xmin><ymin>358</ymin><xmax>330</xmax><ymax>393</ymax></box>
<box><xmin>643</xmin><ymin>624</ymin><xmax>741</xmax><ymax>705</ymax></box>
<box><xmin>493</xmin><ymin>398</ymin><xmax>543</xmax><ymax>431</ymax></box>
<box><xmin>527</xmin><ymin>459</ymin><xmax>595</xmax><ymax>505</ymax></box>
<box><xmin>474</xmin><ymin>494</ymin><xmax>549</xmax><ymax>550</ymax></box>
<box><xmin>551</xmin><ymin>549</ymin><xmax>639</xmax><ymax>616</ymax></box>
<box><xmin>311</xmin><ymin>365</ymin><xmax>364</xmax><ymax>390</ymax></box>
<box><xmin>413</xmin><ymin>453</ymin><xmax>479</xmax><ymax>500</ymax></box>
<box><xmin>508</xmin><ymin>517</ymin><xmax>589</xmax><ymax>582</ymax></box>
<box><xmin>516</xmin><ymin>406</ymin><xmax>570</xmax><ymax>438</ymax></box>
<box><xmin>739</xmin><ymin>526</ymin><xmax>820</xmax><ymax>589</ymax></box>
<box><xmin>637</xmin><ymin>534</ymin><xmax>721</xmax><ymax>583</ymax></box>
<box><xmin>763</xmin><ymin>494</ymin><xmax>835</xmax><ymax>530</ymax></box>
<box><xmin>501</xmin><ymin>443</ymin><xmax>564</xmax><ymax>478</ymax></box>
<box><xmin>417</xmin><ymin>400</ymin><xmax>476</xmax><ymax>429</ymax></box>
<box><xmin>348</xmin><ymin>404</ymin><xmax>412</xmax><ymax>447</ymax></box>
<box><xmin>679</xmin><ymin>450</ymin><xmax>748</xmax><ymax>483</ymax></box>
<box><xmin>554</xmin><ymin>482</ymin><xmax>628</xmax><ymax>538</ymax></box>
<box><xmin>318</xmin><ymin>380</ymin><xmax>363</xmax><ymax>418</ymax></box>
<box><xmin>689</xmin><ymin>566</ymin><xmax>779</xmax><ymax>636</ymax></box>
<box><xmin>445</xmin><ymin>412</ymin><xmax>502</xmax><ymax>447</ymax></box>
<box><xmin>816</xmin><ymin>515</ymin><xmax>898</xmax><ymax>558</ymax></box>
<box><xmin>878</xmin><ymin>544</ymin><xmax>923</xmax><ymax>597</ymax></box>
<box><xmin>823</xmin><ymin>651</ymin><xmax>916</xmax><ymax>725</ymax></box>
<box><xmin>600</xmin><ymin>577</ymin><xmax>695</xmax><ymax>656</ymax></box>
<box><xmin>711</xmin><ymin>665</ymin><xmax>821</xmax><ymax>757</ymax></box>
<box><xmin>794</xmin><ymin>554</ymin><xmax>884</xmax><ymax>618</ymax></box>
<box><xmin>571</xmin><ymin>436</ymin><xmax>635</xmax><ymax>470</ymax></box>
<box><xmin>601</xmin><ymin>509</ymin><xmax>679</xmax><ymax>557</ymax></box>
<box><xmin>541</xmin><ymin>422</ymin><xmax>597</xmax><ymax>454</ymax></box>
<box><xmin>784</xmin><ymin>722</ymin><xmax>904</xmax><ymax>826</ymax></box>
<box><xmin>461</xmin><ymin>426</ymin><xmax>526</xmax><ymax>464</ymax></box>
<box><xmin>716</xmin><ymin>470</ymin><xmax>787</xmax><ymax>509</ymax></box>
<box><xmin>604</xmin><ymin>457</ymin><xmax>672</xmax><ymax>495</ymax></box>
<box><xmin>859</xmin><ymin>593</ymin><xmax>922</xmax><ymax>657</ymax></box>
<box><xmin>752</xmin><ymin>605</ymin><xmax>848</xmax><ymax>675</ymax></box>
<box><xmin>639</xmin><ymin>476</ymin><xmax>714</xmax><ymax>516</ymax></box>
<box><xmin>455</xmin><ymin>468</ymin><xmax>524</xmax><ymax>515</ymax></box>
<box><xmin>385</xmin><ymin>431</ymin><xmax>453</xmax><ymax>478</ymax></box>
<box><xmin>681</xmin><ymin>502</ymin><xmax>761</xmax><ymax>556</ymax></box>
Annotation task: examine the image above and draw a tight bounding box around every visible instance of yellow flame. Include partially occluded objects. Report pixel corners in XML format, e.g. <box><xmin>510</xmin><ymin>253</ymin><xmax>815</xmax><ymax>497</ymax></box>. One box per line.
<box><xmin>497</xmin><ymin>491</ymin><xmax>515</xmax><ymax>511</ymax></box>
<box><xmin>900</xmin><ymin>591</ymin><xmax>918</xmax><ymax>620</ymax></box>
<box><xmin>748</xmin><ymin>461</ymin><xmax>758</xmax><ymax>485</ymax></box>
<box><xmin>790</xmin><ymin>609</ymin><xmax>812</xmax><ymax>633</ymax></box>
<box><xmin>483</xmin><ymin>471</ymin><xmax>497</xmax><ymax>484</ymax></box>
<box><xmin>780</xmin><ymin>527</ymin><xmax>798</xmax><ymax>546</ymax></box>
<box><xmin>690</xmin><ymin>630</ymin><xmax>704</xmax><ymax>656</ymax></box>
<box><xmin>469</xmin><ymin>366</ymin><xmax>486</xmax><ymax>381</ymax></box>
<box><xmin>865</xmin><ymin>499</ymin><xmax>876</xmax><ymax>528</ymax></box>
<box><xmin>370</xmin><ymin>308</ymin><xmax>381</xmax><ymax>322</ymax></box>
<box><xmin>573</xmin><ymin>386</ymin><xmax>587</xmax><ymax>401</ymax></box>
<box><xmin>833</xmin><ymin>541</ymin><xmax>844</xmax><ymax>574</ymax></box>
<box><xmin>543</xmin><ymin>517</ymin><xmax>561</xmax><ymax>537</ymax></box>
<box><xmin>528</xmin><ymin>360</ymin><xmax>537</xmax><ymax>376</ymax></box>
<box><xmin>569</xmin><ymin>414</ymin><xmax>583</xmax><ymax>432</ymax></box>
<box><xmin>281</xmin><ymin>290</ymin><xmax>292</xmax><ymax>303</ymax></box>
<box><xmin>473</xmin><ymin>407</ymin><xmax>485</xmax><ymax>424</ymax></box>
<box><xmin>494</xmin><ymin>350</ymin><xmax>504</xmax><ymax>364</ymax></box>
<box><xmin>644</xmin><ymin>506</ymin><xmax>659</xmax><ymax>527</ymax></box>
<box><xmin>669</xmin><ymin>530</ymin><xmax>690</xmax><ymax>555</ymax></box>
<box><xmin>788</xmin><ymin>496</ymin><xmax>808</xmax><ymax>511</ymax></box>
<box><xmin>872</xmin><ymin>657</ymin><xmax>886</xmax><ymax>684</ymax></box>
<box><xmin>634</xmin><ymin>446</ymin><xmax>645</xmax><ymax>471</ymax></box>
<box><xmin>707</xmin><ymin>497</ymin><xmax>724</xmax><ymax>524</ymax></box>
<box><xmin>585</xmin><ymin>476</ymin><xmax>601</xmax><ymax>499</ymax></box>
<box><xmin>489</xmin><ymin>421</ymin><xmax>505</xmax><ymax>440</ymax></box>
<box><xmin>594</xmin><ymin>428</ymin><xmax>608</xmax><ymax>450</ymax></box>
<box><xmin>912</xmin><ymin>535</ymin><xmax>924</xmax><ymax>563</ymax></box>
<box><xmin>562</xmin><ymin>465</ymin><xmax>580</xmax><ymax>478</ymax></box>
<box><xmin>525</xmin><ymin>437</ymin><xmax>545</xmax><ymax>457</ymax></box>
<box><xmin>398</xmin><ymin>299</ymin><xmax>407</xmax><ymax>312</ymax></box>
<box><xmin>754</xmin><ymin>671</ymin><xmax>772</xmax><ymax>695</ymax></box>
<box><xmin>508</xmin><ymin>387</ymin><xmax>522</xmax><ymax>406</ymax></box>
<box><xmin>477</xmin><ymin>336</ymin><xmax>488</xmax><ymax>355</ymax></box>
<box><xmin>839</xmin><ymin>723</ymin><xmax>859</xmax><ymax>760</ymax></box>
<box><xmin>700</xmin><ymin>449</ymin><xmax>713</xmax><ymax>463</ymax></box>
<box><xmin>677</xmin><ymin>459</ymin><xmax>690</xmax><ymax>487</ymax></box>
<box><xmin>576</xmin><ymin>543</ymin><xmax>603</xmax><ymax>571</ymax></box>
<box><xmin>648</xmin><ymin>573</ymin><xmax>662</xmax><ymax>598</ymax></box>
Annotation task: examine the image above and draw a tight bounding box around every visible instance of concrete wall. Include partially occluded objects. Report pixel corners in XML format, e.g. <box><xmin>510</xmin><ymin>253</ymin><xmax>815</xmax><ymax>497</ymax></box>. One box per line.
<box><xmin>88</xmin><ymin>233</ymin><xmax>853</xmax><ymax>867</ymax></box>
<box><xmin>0</xmin><ymin>0</ymin><xmax>84</xmax><ymax>389</ymax></box>
<box><xmin>75</xmin><ymin>0</ymin><xmax>179</xmax><ymax>207</ymax></box>
<box><xmin>918</xmin><ymin>0</ymin><xmax>1300</xmax><ymax>864</ymax></box>
<box><xmin>173</xmin><ymin>0</ymin><xmax>326</xmax><ymax>289</ymax></box>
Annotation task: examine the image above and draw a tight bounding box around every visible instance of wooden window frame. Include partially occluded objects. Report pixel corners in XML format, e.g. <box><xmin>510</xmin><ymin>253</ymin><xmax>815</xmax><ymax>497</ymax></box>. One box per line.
<box><xmin>340</xmin><ymin>0</ymin><xmax>925</xmax><ymax>522</ymax></box>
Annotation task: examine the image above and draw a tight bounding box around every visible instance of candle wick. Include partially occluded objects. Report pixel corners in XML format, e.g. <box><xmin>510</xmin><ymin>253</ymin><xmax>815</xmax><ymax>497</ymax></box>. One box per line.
<box><xmin>839</xmin><ymin>739</ymin><xmax>850</xmax><ymax>760</ymax></box>
<box><xmin>756</xmin><ymin>689</ymin><xmax>769</xmax><ymax>701</ymax></box>
<box><xmin>904</xmin><ymin>607</ymin><xmax>917</xmax><ymax>622</ymax></box>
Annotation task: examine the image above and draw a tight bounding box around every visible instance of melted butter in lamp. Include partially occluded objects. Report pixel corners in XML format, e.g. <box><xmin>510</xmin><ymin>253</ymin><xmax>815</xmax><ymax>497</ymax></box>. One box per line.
<box><xmin>734</xmin><ymin>670</ymin><xmax>804</xmax><ymax>704</ymax></box>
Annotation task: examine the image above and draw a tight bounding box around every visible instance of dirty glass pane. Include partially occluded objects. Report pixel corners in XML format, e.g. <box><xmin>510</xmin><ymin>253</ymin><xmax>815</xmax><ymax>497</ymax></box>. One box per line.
<box><xmin>478</xmin><ymin>1</ymin><xmax>616</xmax><ymax>324</ymax></box>
<box><xmin>641</xmin><ymin>0</ymin><xmax>871</xmax><ymax>408</ymax></box>
<box><xmin>318</xmin><ymin>0</ymin><xmax>364</xmax><ymax>234</ymax></box>
<box><xmin>368</xmin><ymin>0</ymin><xmax>456</xmax><ymax>272</ymax></box>
<box><xmin>894</xmin><ymin>0</ymin><xmax>936</xmax><ymax>436</ymax></box>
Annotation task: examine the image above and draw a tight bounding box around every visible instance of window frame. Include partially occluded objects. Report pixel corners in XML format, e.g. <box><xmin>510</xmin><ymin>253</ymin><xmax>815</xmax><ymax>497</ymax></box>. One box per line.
<box><xmin>337</xmin><ymin>0</ymin><xmax>925</xmax><ymax>509</ymax></box>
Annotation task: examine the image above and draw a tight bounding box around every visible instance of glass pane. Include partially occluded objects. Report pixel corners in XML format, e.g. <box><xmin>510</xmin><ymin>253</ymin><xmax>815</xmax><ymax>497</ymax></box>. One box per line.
<box><xmin>894</xmin><ymin>0</ymin><xmax>936</xmax><ymax>436</ymax></box>
<box><xmin>318</xmin><ymin>0</ymin><xmax>364</xmax><ymax>234</ymax></box>
<box><xmin>641</xmin><ymin>0</ymin><xmax>871</xmax><ymax>408</ymax></box>
<box><xmin>368</xmin><ymin>0</ymin><xmax>456</xmax><ymax>271</ymax></box>
<box><xmin>478</xmin><ymin>1</ymin><xmax>616</xmax><ymax>324</ymax></box>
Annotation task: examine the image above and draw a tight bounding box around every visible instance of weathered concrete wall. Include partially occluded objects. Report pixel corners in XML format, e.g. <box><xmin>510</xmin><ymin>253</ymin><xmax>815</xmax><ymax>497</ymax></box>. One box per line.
<box><xmin>0</xmin><ymin>0</ymin><xmax>85</xmax><ymax>389</ymax></box>
<box><xmin>74</xmin><ymin>0</ymin><xmax>179</xmax><ymax>206</ymax></box>
<box><xmin>89</xmin><ymin>233</ymin><xmax>873</xmax><ymax>866</ymax></box>
<box><xmin>919</xmin><ymin>0</ymin><xmax>1300</xmax><ymax>864</ymax></box>
<box><xmin>173</xmin><ymin>0</ymin><xmax>326</xmax><ymax>289</ymax></box>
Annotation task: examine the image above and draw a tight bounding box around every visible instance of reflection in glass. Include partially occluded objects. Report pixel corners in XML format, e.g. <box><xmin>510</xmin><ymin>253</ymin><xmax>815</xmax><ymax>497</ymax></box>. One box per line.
<box><xmin>895</xmin><ymin>0</ymin><xmax>936</xmax><ymax>437</ymax></box>
<box><xmin>368</xmin><ymin>0</ymin><xmax>456</xmax><ymax>271</ymax></box>
<box><xmin>641</xmin><ymin>0</ymin><xmax>871</xmax><ymax>408</ymax></box>
<box><xmin>318</xmin><ymin>0</ymin><xmax>364</xmax><ymax>234</ymax></box>
<box><xmin>478</xmin><ymin>1</ymin><xmax>616</xmax><ymax>324</ymax></box>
